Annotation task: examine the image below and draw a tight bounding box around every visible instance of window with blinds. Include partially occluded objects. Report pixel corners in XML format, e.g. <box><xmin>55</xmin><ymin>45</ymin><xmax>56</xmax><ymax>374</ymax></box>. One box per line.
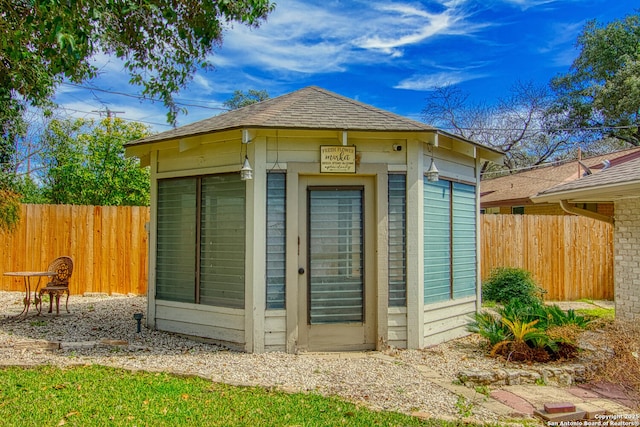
<box><xmin>266</xmin><ymin>173</ymin><xmax>286</xmax><ymax>310</ymax></box>
<box><xmin>423</xmin><ymin>179</ymin><xmax>451</xmax><ymax>303</ymax></box>
<box><xmin>200</xmin><ymin>175</ymin><xmax>246</xmax><ymax>308</ymax></box>
<box><xmin>423</xmin><ymin>178</ymin><xmax>477</xmax><ymax>303</ymax></box>
<box><xmin>452</xmin><ymin>182</ymin><xmax>476</xmax><ymax>298</ymax></box>
<box><xmin>156</xmin><ymin>178</ymin><xmax>197</xmax><ymax>303</ymax></box>
<box><xmin>156</xmin><ymin>174</ymin><xmax>246</xmax><ymax>309</ymax></box>
<box><xmin>388</xmin><ymin>174</ymin><xmax>406</xmax><ymax>307</ymax></box>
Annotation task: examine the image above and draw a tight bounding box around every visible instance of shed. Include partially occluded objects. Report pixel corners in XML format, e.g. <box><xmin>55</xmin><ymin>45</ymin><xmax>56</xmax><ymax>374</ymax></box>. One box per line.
<box><xmin>533</xmin><ymin>156</ymin><xmax>640</xmax><ymax>321</ymax></box>
<box><xmin>125</xmin><ymin>86</ymin><xmax>503</xmax><ymax>353</ymax></box>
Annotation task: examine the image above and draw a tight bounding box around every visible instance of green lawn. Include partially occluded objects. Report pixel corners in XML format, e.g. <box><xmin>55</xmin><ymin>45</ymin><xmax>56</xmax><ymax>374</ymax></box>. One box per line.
<box><xmin>0</xmin><ymin>365</ymin><xmax>495</xmax><ymax>427</ymax></box>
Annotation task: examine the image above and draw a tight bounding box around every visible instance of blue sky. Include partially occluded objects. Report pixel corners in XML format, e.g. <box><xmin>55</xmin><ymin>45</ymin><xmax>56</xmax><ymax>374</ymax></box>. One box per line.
<box><xmin>54</xmin><ymin>0</ymin><xmax>635</xmax><ymax>132</ymax></box>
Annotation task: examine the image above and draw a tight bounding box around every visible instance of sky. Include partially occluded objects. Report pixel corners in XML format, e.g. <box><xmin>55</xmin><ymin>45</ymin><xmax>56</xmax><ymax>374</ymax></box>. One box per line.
<box><xmin>54</xmin><ymin>0</ymin><xmax>635</xmax><ymax>133</ymax></box>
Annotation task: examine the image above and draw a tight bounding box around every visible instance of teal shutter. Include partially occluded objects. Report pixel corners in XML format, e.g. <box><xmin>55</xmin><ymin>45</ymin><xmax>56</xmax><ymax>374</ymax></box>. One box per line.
<box><xmin>424</xmin><ymin>179</ymin><xmax>451</xmax><ymax>303</ymax></box>
<box><xmin>156</xmin><ymin>178</ymin><xmax>197</xmax><ymax>303</ymax></box>
<box><xmin>199</xmin><ymin>175</ymin><xmax>246</xmax><ymax>308</ymax></box>
<box><xmin>388</xmin><ymin>174</ymin><xmax>406</xmax><ymax>307</ymax></box>
<box><xmin>266</xmin><ymin>173</ymin><xmax>286</xmax><ymax>309</ymax></box>
<box><xmin>453</xmin><ymin>182</ymin><xmax>476</xmax><ymax>298</ymax></box>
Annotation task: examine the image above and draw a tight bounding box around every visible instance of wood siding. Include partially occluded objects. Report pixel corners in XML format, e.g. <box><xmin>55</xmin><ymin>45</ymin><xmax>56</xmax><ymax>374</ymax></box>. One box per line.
<box><xmin>155</xmin><ymin>300</ymin><xmax>245</xmax><ymax>349</ymax></box>
<box><xmin>423</xmin><ymin>297</ymin><xmax>476</xmax><ymax>346</ymax></box>
<box><xmin>0</xmin><ymin>204</ymin><xmax>149</xmax><ymax>296</ymax></box>
<box><xmin>387</xmin><ymin>307</ymin><xmax>407</xmax><ymax>348</ymax></box>
<box><xmin>481</xmin><ymin>214</ymin><xmax>614</xmax><ymax>301</ymax></box>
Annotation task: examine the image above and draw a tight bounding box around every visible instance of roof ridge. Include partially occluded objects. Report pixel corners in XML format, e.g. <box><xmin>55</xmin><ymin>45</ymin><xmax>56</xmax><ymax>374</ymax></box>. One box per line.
<box><xmin>309</xmin><ymin>86</ymin><xmax>433</xmax><ymax>129</ymax></box>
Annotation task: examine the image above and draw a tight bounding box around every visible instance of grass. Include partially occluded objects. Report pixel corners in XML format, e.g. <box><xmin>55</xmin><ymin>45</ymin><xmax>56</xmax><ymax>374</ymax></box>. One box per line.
<box><xmin>576</xmin><ymin>307</ymin><xmax>615</xmax><ymax>320</ymax></box>
<box><xmin>0</xmin><ymin>365</ymin><xmax>497</xmax><ymax>427</ymax></box>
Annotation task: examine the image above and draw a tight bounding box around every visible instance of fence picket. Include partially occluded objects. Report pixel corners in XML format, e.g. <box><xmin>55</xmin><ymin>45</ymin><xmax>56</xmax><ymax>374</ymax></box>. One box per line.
<box><xmin>480</xmin><ymin>214</ymin><xmax>614</xmax><ymax>301</ymax></box>
<box><xmin>0</xmin><ymin>205</ymin><xmax>149</xmax><ymax>296</ymax></box>
<box><xmin>1</xmin><ymin>207</ymin><xmax>614</xmax><ymax>300</ymax></box>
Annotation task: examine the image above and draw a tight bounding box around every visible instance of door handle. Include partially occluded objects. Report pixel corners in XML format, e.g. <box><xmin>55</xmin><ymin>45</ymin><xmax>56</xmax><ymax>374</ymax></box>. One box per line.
<box><xmin>298</xmin><ymin>267</ymin><xmax>305</xmax><ymax>275</ymax></box>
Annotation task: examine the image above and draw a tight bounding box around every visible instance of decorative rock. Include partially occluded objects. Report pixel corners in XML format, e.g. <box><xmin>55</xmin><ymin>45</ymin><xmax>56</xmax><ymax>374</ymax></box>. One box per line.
<box><xmin>457</xmin><ymin>365</ymin><xmax>586</xmax><ymax>387</ymax></box>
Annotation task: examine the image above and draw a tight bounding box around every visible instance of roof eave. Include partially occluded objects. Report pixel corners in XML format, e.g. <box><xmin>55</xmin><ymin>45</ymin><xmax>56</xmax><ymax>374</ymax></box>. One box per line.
<box><xmin>532</xmin><ymin>180</ymin><xmax>640</xmax><ymax>204</ymax></box>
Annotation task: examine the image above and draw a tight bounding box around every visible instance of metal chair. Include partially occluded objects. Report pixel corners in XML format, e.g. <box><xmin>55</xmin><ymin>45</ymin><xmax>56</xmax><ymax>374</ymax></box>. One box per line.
<box><xmin>38</xmin><ymin>256</ymin><xmax>74</xmax><ymax>315</ymax></box>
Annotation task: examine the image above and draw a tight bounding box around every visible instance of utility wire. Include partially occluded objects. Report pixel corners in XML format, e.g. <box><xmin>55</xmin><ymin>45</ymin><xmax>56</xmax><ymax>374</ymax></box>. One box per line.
<box><xmin>61</xmin><ymin>82</ymin><xmax>230</xmax><ymax>111</ymax></box>
<box><xmin>437</xmin><ymin>124</ymin><xmax>638</xmax><ymax>133</ymax></box>
<box><xmin>57</xmin><ymin>107</ymin><xmax>173</xmax><ymax>128</ymax></box>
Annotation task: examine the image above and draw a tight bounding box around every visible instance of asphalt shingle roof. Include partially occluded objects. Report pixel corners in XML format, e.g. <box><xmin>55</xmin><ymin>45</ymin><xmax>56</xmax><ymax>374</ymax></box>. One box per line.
<box><xmin>127</xmin><ymin>86</ymin><xmax>438</xmax><ymax>146</ymax></box>
<box><xmin>480</xmin><ymin>147</ymin><xmax>640</xmax><ymax>205</ymax></box>
<box><xmin>539</xmin><ymin>155</ymin><xmax>640</xmax><ymax>195</ymax></box>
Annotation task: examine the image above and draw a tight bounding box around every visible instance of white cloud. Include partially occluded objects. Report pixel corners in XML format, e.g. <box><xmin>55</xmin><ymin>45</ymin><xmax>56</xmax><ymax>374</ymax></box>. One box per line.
<box><xmin>214</xmin><ymin>0</ymin><xmax>485</xmax><ymax>75</ymax></box>
<box><xmin>498</xmin><ymin>0</ymin><xmax>556</xmax><ymax>10</ymax></box>
<box><xmin>395</xmin><ymin>70</ymin><xmax>485</xmax><ymax>90</ymax></box>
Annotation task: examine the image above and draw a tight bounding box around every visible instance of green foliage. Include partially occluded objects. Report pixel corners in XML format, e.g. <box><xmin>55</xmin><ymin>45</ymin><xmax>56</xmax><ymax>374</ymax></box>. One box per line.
<box><xmin>0</xmin><ymin>0</ymin><xmax>275</xmax><ymax>165</ymax></box>
<box><xmin>544</xmin><ymin>305</ymin><xmax>592</xmax><ymax>329</ymax></box>
<box><xmin>482</xmin><ymin>267</ymin><xmax>546</xmax><ymax>306</ymax></box>
<box><xmin>0</xmin><ymin>189</ymin><xmax>21</xmax><ymax>232</ymax></box>
<box><xmin>41</xmin><ymin>118</ymin><xmax>151</xmax><ymax>206</ymax></box>
<box><xmin>0</xmin><ymin>365</ymin><xmax>475</xmax><ymax>427</ymax></box>
<box><xmin>223</xmin><ymin>89</ymin><xmax>270</xmax><ymax>110</ymax></box>
<box><xmin>501</xmin><ymin>318</ymin><xmax>543</xmax><ymax>343</ymax></box>
<box><xmin>496</xmin><ymin>300</ymin><xmax>591</xmax><ymax>330</ymax></box>
<box><xmin>471</xmin><ymin>298</ymin><xmax>592</xmax><ymax>362</ymax></box>
<box><xmin>551</xmin><ymin>13</ymin><xmax>640</xmax><ymax>146</ymax></box>
<box><xmin>455</xmin><ymin>395</ymin><xmax>474</xmax><ymax>418</ymax></box>
<box><xmin>577</xmin><ymin>306</ymin><xmax>615</xmax><ymax>320</ymax></box>
<box><xmin>467</xmin><ymin>312</ymin><xmax>510</xmax><ymax>347</ymax></box>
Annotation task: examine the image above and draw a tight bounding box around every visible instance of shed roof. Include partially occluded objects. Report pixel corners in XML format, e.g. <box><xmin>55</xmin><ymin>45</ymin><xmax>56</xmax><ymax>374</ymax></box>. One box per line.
<box><xmin>126</xmin><ymin>86</ymin><xmax>500</xmax><ymax>156</ymax></box>
<box><xmin>480</xmin><ymin>147</ymin><xmax>640</xmax><ymax>207</ymax></box>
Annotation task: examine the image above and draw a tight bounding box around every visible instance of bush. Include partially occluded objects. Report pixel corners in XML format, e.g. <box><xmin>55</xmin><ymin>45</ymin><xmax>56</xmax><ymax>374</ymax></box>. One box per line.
<box><xmin>482</xmin><ymin>267</ymin><xmax>545</xmax><ymax>306</ymax></box>
<box><xmin>467</xmin><ymin>312</ymin><xmax>509</xmax><ymax>347</ymax></box>
<box><xmin>469</xmin><ymin>298</ymin><xmax>592</xmax><ymax>362</ymax></box>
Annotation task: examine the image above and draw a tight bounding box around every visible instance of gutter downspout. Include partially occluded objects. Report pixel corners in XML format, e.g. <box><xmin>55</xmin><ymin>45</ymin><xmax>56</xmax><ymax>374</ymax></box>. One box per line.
<box><xmin>559</xmin><ymin>200</ymin><xmax>614</xmax><ymax>224</ymax></box>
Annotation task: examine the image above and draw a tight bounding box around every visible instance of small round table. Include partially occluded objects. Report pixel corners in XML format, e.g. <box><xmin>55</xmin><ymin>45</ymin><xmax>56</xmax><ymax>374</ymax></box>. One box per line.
<box><xmin>3</xmin><ymin>271</ymin><xmax>57</xmax><ymax>317</ymax></box>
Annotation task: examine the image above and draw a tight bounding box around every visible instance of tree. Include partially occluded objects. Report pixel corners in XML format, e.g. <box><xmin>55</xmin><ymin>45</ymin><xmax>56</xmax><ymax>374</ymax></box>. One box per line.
<box><xmin>223</xmin><ymin>89</ymin><xmax>270</xmax><ymax>110</ymax></box>
<box><xmin>0</xmin><ymin>0</ymin><xmax>275</xmax><ymax>182</ymax></box>
<box><xmin>551</xmin><ymin>13</ymin><xmax>640</xmax><ymax>146</ymax></box>
<box><xmin>41</xmin><ymin>118</ymin><xmax>151</xmax><ymax>206</ymax></box>
<box><xmin>422</xmin><ymin>82</ymin><xmax>577</xmax><ymax>172</ymax></box>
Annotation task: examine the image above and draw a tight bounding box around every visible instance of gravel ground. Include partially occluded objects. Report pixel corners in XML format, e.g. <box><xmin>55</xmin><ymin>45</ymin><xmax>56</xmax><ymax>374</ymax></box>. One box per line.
<box><xmin>0</xmin><ymin>291</ymin><xmax>508</xmax><ymax>422</ymax></box>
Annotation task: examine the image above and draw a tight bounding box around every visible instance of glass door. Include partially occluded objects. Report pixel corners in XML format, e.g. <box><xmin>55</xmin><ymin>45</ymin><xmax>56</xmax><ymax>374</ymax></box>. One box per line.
<box><xmin>297</xmin><ymin>176</ymin><xmax>375</xmax><ymax>351</ymax></box>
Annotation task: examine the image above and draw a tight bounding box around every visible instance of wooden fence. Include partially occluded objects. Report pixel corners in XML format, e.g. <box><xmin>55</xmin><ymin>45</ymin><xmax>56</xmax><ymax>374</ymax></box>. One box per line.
<box><xmin>481</xmin><ymin>214</ymin><xmax>614</xmax><ymax>301</ymax></box>
<box><xmin>0</xmin><ymin>204</ymin><xmax>149</xmax><ymax>296</ymax></box>
<box><xmin>1</xmin><ymin>206</ymin><xmax>614</xmax><ymax>300</ymax></box>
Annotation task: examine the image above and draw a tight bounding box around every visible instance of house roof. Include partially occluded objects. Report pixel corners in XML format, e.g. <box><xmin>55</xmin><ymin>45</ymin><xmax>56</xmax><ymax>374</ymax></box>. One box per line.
<box><xmin>532</xmin><ymin>155</ymin><xmax>640</xmax><ymax>203</ymax></box>
<box><xmin>480</xmin><ymin>147</ymin><xmax>640</xmax><ymax>207</ymax></box>
<box><xmin>125</xmin><ymin>86</ymin><xmax>501</xmax><ymax>157</ymax></box>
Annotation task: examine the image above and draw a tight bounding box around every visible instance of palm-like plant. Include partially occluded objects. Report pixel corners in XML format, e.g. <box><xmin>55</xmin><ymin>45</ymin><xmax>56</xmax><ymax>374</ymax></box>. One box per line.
<box><xmin>467</xmin><ymin>312</ymin><xmax>511</xmax><ymax>347</ymax></box>
<box><xmin>490</xmin><ymin>318</ymin><xmax>548</xmax><ymax>359</ymax></box>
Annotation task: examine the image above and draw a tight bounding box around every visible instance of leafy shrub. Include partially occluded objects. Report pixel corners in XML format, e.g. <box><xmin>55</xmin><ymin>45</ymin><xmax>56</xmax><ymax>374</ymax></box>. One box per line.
<box><xmin>0</xmin><ymin>189</ymin><xmax>21</xmax><ymax>232</ymax></box>
<box><xmin>467</xmin><ymin>312</ymin><xmax>510</xmax><ymax>347</ymax></box>
<box><xmin>482</xmin><ymin>267</ymin><xmax>546</xmax><ymax>306</ymax></box>
<box><xmin>469</xmin><ymin>298</ymin><xmax>592</xmax><ymax>362</ymax></box>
